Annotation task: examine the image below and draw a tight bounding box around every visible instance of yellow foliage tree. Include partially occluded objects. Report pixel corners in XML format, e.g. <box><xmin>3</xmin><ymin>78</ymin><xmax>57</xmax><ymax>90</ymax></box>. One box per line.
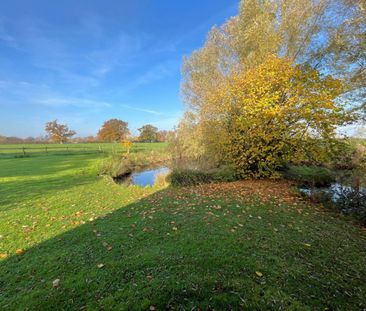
<box><xmin>205</xmin><ymin>56</ymin><xmax>349</xmax><ymax>177</ymax></box>
<box><xmin>121</xmin><ymin>139</ymin><xmax>133</xmax><ymax>155</ymax></box>
<box><xmin>177</xmin><ymin>0</ymin><xmax>363</xmax><ymax>177</ymax></box>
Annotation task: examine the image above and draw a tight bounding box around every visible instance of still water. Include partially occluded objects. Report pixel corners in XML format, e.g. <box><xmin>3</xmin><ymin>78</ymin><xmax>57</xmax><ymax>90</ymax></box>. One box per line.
<box><xmin>121</xmin><ymin>167</ymin><xmax>170</xmax><ymax>187</ymax></box>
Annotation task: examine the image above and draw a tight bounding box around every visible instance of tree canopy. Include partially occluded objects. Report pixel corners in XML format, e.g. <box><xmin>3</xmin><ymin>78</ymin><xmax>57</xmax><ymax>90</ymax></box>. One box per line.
<box><xmin>138</xmin><ymin>124</ymin><xmax>158</xmax><ymax>142</ymax></box>
<box><xmin>45</xmin><ymin>120</ymin><xmax>76</xmax><ymax>144</ymax></box>
<box><xmin>177</xmin><ymin>0</ymin><xmax>364</xmax><ymax>177</ymax></box>
<box><xmin>97</xmin><ymin>119</ymin><xmax>130</xmax><ymax>142</ymax></box>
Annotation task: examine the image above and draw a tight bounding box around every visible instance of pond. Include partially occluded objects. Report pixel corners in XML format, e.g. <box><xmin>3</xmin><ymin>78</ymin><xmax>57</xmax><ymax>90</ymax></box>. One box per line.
<box><xmin>298</xmin><ymin>183</ymin><xmax>357</xmax><ymax>201</ymax></box>
<box><xmin>114</xmin><ymin>158</ymin><xmax>204</xmax><ymax>187</ymax></box>
<box><xmin>117</xmin><ymin>166</ymin><xmax>170</xmax><ymax>187</ymax></box>
<box><xmin>298</xmin><ymin>179</ymin><xmax>366</xmax><ymax>216</ymax></box>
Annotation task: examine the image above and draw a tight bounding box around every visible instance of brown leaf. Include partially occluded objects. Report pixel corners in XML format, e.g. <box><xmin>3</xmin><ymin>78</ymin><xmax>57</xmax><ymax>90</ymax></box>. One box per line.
<box><xmin>15</xmin><ymin>249</ymin><xmax>25</xmax><ymax>255</ymax></box>
<box><xmin>52</xmin><ymin>279</ymin><xmax>60</xmax><ymax>288</ymax></box>
<box><xmin>0</xmin><ymin>253</ymin><xmax>8</xmax><ymax>259</ymax></box>
<box><xmin>255</xmin><ymin>271</ymin><xmax>263</xmax><ymax>277</ymax></box>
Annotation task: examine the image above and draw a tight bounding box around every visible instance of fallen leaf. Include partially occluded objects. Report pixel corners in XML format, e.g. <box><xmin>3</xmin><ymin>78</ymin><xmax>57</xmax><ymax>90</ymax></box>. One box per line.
<box><xmin>52</xmin><ymin>279</ymin><xmax>60</xmax><ymax>288</ymax></box>
<box><xmin>255</xmin><ymin>271</ymin><xmax>263</xmax><ymax>277</ymax></box>
<box><xmin>15</xmin><ymin>249</ymin><xmax>25</xmax><ymax>255</ymax></box>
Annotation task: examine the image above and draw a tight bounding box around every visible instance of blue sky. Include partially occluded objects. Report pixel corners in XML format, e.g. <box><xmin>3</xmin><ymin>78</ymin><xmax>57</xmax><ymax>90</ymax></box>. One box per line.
<box><xmin>0</xmin><ymin>0</ymin><xmax>239</xmax><ymax>137</ymax></box>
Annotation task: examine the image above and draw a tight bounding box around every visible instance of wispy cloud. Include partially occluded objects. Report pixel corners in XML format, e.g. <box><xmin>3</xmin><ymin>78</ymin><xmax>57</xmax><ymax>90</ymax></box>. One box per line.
<box><xmin>0</xmin><ymin>80</ymin><xmax>34</xmax><ymax>88</ymax></box>
<box><xmin>136</xmin><ymin>62</ymin><xmax>175</xmax><ymax>85</ymax></box>
<box><xmin>150</xmin><ymin>115</ymin><xmax>181</xmax><ymax>130</ymax></box>
<box><xmin>0</xmin><ymin>19</ymin><xmax>17</xmax><ymax>48</ymax></box>
<box><xmin>112</xmin><ymin>59</ymin><xmax>179</xmax><ymax>95</ymax></box>
<box><xmin>35</xmin><ymin>97</ymin><xmax>111</xmax><ymax>108</ymax></box>
<box><xmin>34</xmin><ymin>97</ymin><xmax>163</xmax><ymax>115</ymax></box>
<box><xmin>119</xmin><ymin>104</ymin><xmax>163</xmax><ymax>116</ymax></box>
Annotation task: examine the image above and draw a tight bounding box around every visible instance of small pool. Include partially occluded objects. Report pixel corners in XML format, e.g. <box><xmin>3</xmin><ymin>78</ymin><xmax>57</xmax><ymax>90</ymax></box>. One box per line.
<box><xmin>120</xmin><ymin>167</ymin><xmax>170</xmax><ymax>187</ymax></box>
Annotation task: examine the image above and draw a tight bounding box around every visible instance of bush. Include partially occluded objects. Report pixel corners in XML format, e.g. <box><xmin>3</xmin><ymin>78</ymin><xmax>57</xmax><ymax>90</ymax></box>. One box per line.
<box><xmin>99</xmin><ymin>151</ymin><xmax>169</xmax><ymax>178</ymax></box>
<box><xmin>330</xmin><ymin>140</ymin><xmax>366</xmax><ymax>170</ymax></box>
<box><xmin>169</xmin><ymin>170</ymin><xmax>212</xmax><ymax>186</ymax></box>
<box><xmin>334</xmin><ymin>186</ymin><xmax>366</xmax><ymax>225</ymax></box>
<box><xmin>283</xmin><ymin>165</ymin><xmax>335</xmax><ymax>187</ymax></box>
<box><xmin>154</xmin><ymin>171</ymin><xmax>171</xmax><ymax>187</ymax></box>
<box><xmin>169</xmin><ymin>165</ymin><xmax>238</xmax><ymax>186</ymax></box>
<box><xmin>208</xmin><ymin>165</ymin><xmax>237</xmax><ymax>182</ymax></box>
<box><xmin>99</xmin><ymin>153</ymin><xmax>148</xmax><ymax>178</ymax></box>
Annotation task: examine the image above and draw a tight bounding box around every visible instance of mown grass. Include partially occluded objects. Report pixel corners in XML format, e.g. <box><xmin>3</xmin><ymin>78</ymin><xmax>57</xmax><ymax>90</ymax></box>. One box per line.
<box><xmin>0</xmin><ymin>151</ymin><xmax>365</xmax><ymax>310</ymax></box>
<box><xmin>0</xmin><ymin>142</ymin><xmax>167</xmax><ymax>158</ymax></box>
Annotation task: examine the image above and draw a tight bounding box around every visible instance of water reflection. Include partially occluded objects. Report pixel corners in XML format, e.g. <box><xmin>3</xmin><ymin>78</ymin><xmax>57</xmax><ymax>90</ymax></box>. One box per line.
<box><xmin>120</xmin><ymin>167</ymin><xmax>170</xmax><ymax>187</ymax></box>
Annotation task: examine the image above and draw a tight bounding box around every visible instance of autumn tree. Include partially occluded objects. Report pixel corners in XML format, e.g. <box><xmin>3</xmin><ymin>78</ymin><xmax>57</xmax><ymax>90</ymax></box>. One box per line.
<box><xmin>45</xmin><ymin>120</ymin><xmax>76</xmax><ymax>144</ymax></box>
<box><xmin>121</xmin><ymin>139</ymin><xmax>133</xmax><ymax>155</ymax></box>
<box><xmin>217</xmin><ymin>57</ymin><xmax>349</xmax><ymax>177</ymax></box>
<box><xmin>182</xmin><ymin>0</ymin><xmax>365</xmax><ymax>114</ymax></box>
<box><xmin>138</xmin><ymin>124</ymin><xmax>158</xmax><ymax>142</ymax></box>
<box><xmin>98</xmin><ymin>119</ymin><xmax>130</xmax><ymax>142</ymax></box>
<box><xmin>157</xmin><ymin>130</ymin><xmax>175</xmax><ymax>142</ymax></box>
<box><xmin>178</xmin><ymin>0</ymin><xmax>362</xmax><ymax>177</ymax></box>
<box><xmin>168</xmin><ymin>112</ymin><xmax>205</xmax><ymax>160</ymax></box>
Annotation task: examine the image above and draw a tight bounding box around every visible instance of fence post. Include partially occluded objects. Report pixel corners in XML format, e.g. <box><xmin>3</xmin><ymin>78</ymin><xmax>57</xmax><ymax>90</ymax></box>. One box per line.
<box><xmin>22</xmin><ymin>147</ymin><xmax>26</xmax><ymax>156</ymax></box>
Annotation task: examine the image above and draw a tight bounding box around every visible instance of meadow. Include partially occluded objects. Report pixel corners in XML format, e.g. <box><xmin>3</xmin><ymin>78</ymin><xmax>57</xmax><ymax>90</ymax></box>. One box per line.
<box><xmin>0</xmin><ymin>143</ymin><xmax>365</xmax><ymax>310</ymax></box>
<box><xmin>0</xmin><ymin>142</ymin><xmax>167</xmax><ymax>158</ymax></box>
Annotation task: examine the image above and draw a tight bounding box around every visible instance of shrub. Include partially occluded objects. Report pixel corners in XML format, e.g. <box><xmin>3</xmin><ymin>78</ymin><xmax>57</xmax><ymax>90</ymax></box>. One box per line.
<box><xmin>283</xmin><ymin>165</ymin><xmax>335</xmax><ymax>187</ymax></box>
<box><xmin>330</xmin><ymin>141</ymin><xmax>366</xmax><ymax>170</ymax></box>
<box><xmin>169</xmin><ymin>165</ymin><xmax>238</xmax><ymax>186</ymax></box>
<box><xmin>169</xmin><ymin>169</ymin><xmax>212</xmax><ymax>186</ymax></box>
<box><xmin>208</xmin><ymin>165</ymin><xmax>237</xmax><ymax>182</ymax></box>
<box><xmin>334</xmin><ymin>186</ymin><xmax>366</xmax><ymax>225</ymax></box>
<box><xmin>99</xmin><ymin>151</ymin><xmax>169</xmax><ymax>178</ymax></box>
<box><xmin>99</xmin><ymin>153</ymin><xmax>149</xmax><ymax>178</ymax></box>
<box><xmin>154</xmin><ymin>171</ymin><xmax>170</xmax><ymax>187</ymax></box>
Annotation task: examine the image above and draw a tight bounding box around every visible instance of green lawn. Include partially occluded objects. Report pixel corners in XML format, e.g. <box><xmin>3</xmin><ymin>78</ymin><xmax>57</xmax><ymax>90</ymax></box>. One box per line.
<box><xmin>0</xmin><ymin>142</ymin><xmax>167</xmax><ymax>157</ymax></box>
<box><xmin>0</xmin><ymin>150</ymin><xmax>365</xmax><ymax>310</ymax></box>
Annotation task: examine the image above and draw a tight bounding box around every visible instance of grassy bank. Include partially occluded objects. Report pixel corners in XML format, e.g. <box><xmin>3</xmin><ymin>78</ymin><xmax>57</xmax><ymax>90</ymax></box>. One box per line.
<box><xmin>0</xmin><ymin>152</ymin><xmax>365</xmax><ymax>310</ymax></box>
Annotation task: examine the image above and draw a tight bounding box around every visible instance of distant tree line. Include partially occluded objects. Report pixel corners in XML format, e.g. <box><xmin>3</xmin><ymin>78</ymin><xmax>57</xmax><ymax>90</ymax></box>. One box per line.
<box><xmin>0</xmin><ymin>135</ymin><xmax>49</xmax><ymax>144</ymax></box>
<box><xmin>0</xmin><ymin>119</ymin><xmax>174</xmax><ymax>144</ymax></box>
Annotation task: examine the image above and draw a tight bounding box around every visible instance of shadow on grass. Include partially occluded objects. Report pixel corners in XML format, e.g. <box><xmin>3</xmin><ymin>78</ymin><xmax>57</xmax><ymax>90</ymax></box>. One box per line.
<box><xmin>0</xmin><ymin>154</ymin><xmax>103</xmax><ymax>178</ymax></box>
<box><xmin>1</xmin><ymin>187</ymin><xmax>365</xmax><ymax>310</ymax></box>
<box><xmin>0</xmin><ymin>174</ymin><xmax>96</xmax><ymax>209</ymax></box>
<box><xmin>0</xmin><ymin>154</ymin><xmax>103</xmax><ymax>208</ymax></box>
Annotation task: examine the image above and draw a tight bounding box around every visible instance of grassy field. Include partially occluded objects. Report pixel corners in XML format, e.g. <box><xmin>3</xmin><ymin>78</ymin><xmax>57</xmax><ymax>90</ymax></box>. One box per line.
<box><xmin>0</xmin><ymin>142</ymin><xmax>167</xmax><ymax>157</ymax></box>
<box><xmin>0</xmin><ymin>146</ymin><xmax>365</xmax><ymax>310</ymax></box>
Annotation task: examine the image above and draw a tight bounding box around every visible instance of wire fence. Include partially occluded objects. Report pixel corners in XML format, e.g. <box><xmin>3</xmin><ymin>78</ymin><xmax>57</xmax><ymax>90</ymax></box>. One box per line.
<box><xmin>0</xmin><ymin>143</ymin><xmax>167</xmax><ymax>158</ymax></box>
<box><xmin>0</xmin><ymin>145</ymin><xmax>123</xmax><ymax>157</ymax></box>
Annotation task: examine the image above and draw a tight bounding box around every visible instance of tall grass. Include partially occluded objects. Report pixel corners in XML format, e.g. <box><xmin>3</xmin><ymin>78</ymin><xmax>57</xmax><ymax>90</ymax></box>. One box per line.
<box><xmin>99</xmin><ymin>151</ymin><xmax>171</xmax><ymax>178</ymax></box>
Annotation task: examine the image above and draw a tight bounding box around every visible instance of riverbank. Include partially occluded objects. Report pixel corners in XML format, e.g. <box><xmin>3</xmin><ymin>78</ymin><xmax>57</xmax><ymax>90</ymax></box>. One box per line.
<box><xmin>1</xmin><ymin>152</ymin><xmax>365</xmax><ymax>309</ymax></box>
